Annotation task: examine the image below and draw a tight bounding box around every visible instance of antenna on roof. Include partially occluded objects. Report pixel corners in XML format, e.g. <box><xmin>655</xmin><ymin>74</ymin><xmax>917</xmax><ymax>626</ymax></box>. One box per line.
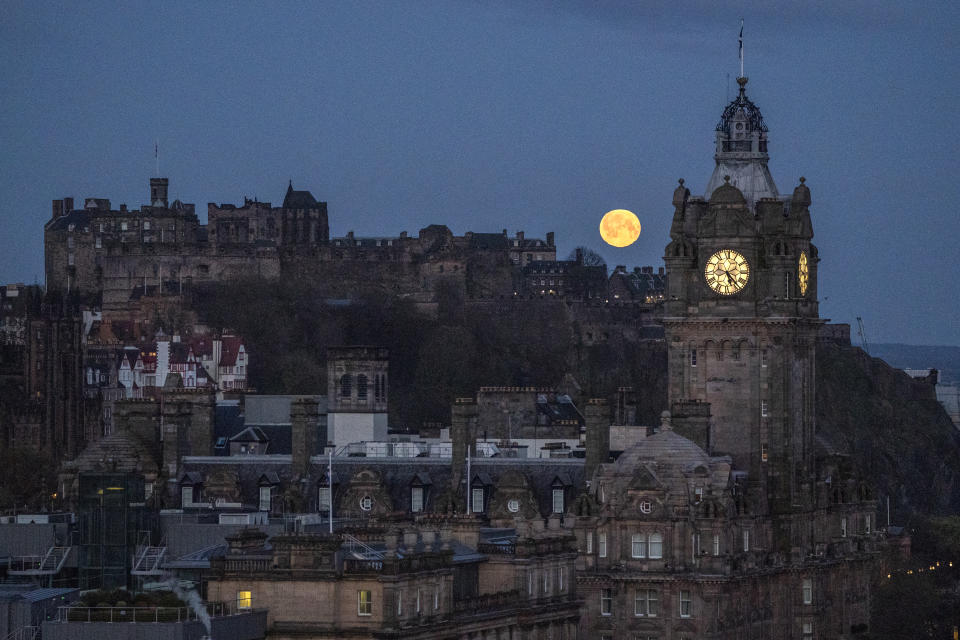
<box><xmin>155</xmin><ymin>139</ymin><xmax>160</xmax><ymax>178</ymax></box>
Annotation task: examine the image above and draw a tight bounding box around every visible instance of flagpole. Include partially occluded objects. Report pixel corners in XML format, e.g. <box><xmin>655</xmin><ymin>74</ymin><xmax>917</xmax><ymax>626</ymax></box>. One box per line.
<box><xmin>739</xmin><ymin>19</ymin><xmax>744</xmax><ymax>79</ymax></box>
<box><xmin>155</xmin><ymin>139</ymin><xmax>160</xmax><ymax>177</ymax></box>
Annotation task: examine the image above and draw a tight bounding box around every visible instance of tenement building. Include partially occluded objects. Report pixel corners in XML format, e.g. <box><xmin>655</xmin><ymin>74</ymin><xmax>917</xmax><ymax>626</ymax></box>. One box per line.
<box><xmin>573</xmin><ymin>77</ymin><xmax>878</xmax><ymax>639</ymax></box>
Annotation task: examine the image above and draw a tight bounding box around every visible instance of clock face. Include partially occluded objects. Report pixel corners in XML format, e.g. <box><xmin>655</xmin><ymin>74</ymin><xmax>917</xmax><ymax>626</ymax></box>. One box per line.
<box><xmin>704</xmin><ymin>249</ymin><xmax>750</xmax><ymax>295</ymax></box>
<box><xmin>798</xmin><ymin>251</ymin><xmax>809</xmax><ymax>296</ymax></box>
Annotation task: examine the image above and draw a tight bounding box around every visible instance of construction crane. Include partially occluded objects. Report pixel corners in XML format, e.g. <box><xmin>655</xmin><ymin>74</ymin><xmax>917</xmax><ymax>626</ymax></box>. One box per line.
<box><xmin>856</xmin><ymin>316</ymin><xmax>871</xmax><ymax>355</ymax></box>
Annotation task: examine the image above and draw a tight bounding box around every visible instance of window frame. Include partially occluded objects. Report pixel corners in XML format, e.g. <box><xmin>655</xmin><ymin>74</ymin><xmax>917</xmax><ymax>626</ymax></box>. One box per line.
<box><xmin>552</xmin><ymin>487</ymin><xmax>565</xmax><ymax>514</ymax></box>
<box><xmin>679</xmin><ymin>589</ymin><xmax>692</xmax><ymax>618</ymax></box>
<box><xmin>648</xmin><ymin>532</ymin><xmax>663</xmax><ymax>559</ymax></box>
<box><xmin>600</xmin><ymin>588</ymin><xmax>612</xmax><ymax>616</ymax></box>
<box><xmin>236</xmin><ymin>590</ymin><xmax>252</xmax><ymax>610</ymax></box>
<box><xmin>411</xmin><ymin>486</ymin><xmax>424</xmax><ymax>513</ymax></box>
<box><xmin>802</xmin><ymin>578</ymin><xmax>812</xmax><ymax>605</ymax></box>
<box><xmin>598</xmin><ymin>531</ymin><xmax>607</xmax><ymax>558</ymax></box>
<box><xmin>358</xmin><ymin>590</ymin><xmax>372</xmax><ymax>616</ymax></box>
<box><xmin>631</xmin><ymin>533</ymin><xmax>646</xmax><ymax>558</ymax></box>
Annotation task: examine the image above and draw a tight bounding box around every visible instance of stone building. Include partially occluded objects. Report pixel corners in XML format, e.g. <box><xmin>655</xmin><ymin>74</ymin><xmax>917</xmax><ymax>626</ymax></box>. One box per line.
<box><xmin>570</xmin><ymin>76</ymin><xmax>879</xmax><ymax>639</ymax></box>
<box><xmin>44</xmin><ymin>180</ymin><xmax>564</xmax><ymax>312</ymax></box>
<box><xmin>205</xmin><ymin>520</ymin><xmax>581</xmax><ymax>639</ymax></box>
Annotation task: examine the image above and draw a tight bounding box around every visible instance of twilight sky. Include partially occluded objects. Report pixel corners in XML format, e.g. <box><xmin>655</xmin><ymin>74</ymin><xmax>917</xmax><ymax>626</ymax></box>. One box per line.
<box><xmin>1</xmin><ymin>1</ymin><xmax>958</xmax><ymax>346</ymax></box>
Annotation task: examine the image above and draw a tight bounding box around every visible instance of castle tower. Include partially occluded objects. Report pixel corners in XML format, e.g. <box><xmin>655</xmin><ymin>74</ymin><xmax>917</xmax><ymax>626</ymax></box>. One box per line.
<box><xmin>150</xmin><ymin>177</ymin><xmax>169</xmax><ymax>208</ymax></box>
<box><xmin>663</xmin><ymin>77</ymin><xmax>820</xmax><ymax>551</ymax></box>
<box><xmin>326</xmin><ymin>346</ymin><xmax>389</xmax><ymax>447</ymax></box>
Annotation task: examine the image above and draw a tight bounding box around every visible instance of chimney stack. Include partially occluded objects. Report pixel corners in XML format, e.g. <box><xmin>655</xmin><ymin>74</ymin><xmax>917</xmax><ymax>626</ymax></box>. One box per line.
<box><xmin>291</xmin><ymin>398</ymin><xmax>320</xmax><ymax>477</ymax></box>
<box><xmin>451</xmin><ymin>398</ymin><xmax>478</xmax><ymax>491</ymax></box>
<box><xmin>584</xmin><ymin>398</ymin><xmax>610</xmax><ymax>484</ymax></box>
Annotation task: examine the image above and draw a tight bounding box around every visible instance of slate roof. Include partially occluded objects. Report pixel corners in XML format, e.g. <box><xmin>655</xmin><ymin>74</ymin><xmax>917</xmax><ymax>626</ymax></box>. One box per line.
<box><xmin>179</xmin><ymin>457</ymin><xmax>586</xmax><ymax>518</ymax></box>
<box><xmin>282</xmin><ymin>182</ymin><xmax>319</xmax><ymax>209</ymax></box>
<box><xmin>469</xmin><ymin>233</ymin><xmax>509</xmax><ymax>251</ymax></box>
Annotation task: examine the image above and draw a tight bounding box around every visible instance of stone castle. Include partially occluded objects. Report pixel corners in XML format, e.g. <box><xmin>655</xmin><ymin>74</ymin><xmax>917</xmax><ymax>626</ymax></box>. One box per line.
<box><xmin>44</xmin><ymin>179</ymin><xmax>576</xmax><ymax>312</ymax></box>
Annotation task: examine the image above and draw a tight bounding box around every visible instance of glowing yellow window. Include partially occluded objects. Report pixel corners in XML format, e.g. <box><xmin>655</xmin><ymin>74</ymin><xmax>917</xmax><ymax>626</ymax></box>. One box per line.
<box><xmin>358</xmin><ymin>590</ymin><xmax>373</xmax><ymax>616</ymax></box>
<box><xmin>237</xmin><ymin>590</ymin><xmax>252</xmax><ymax>610</ymax></box>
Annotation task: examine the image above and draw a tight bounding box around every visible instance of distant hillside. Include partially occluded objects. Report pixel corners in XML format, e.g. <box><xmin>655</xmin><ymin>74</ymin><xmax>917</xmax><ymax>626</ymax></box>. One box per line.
<box><xmin>870</xmin><ymin>343</ymin><xmax>960</xmax><ymax>384</ymax></box>
<box><xmin>817</xmin><ymin>344</ymin><xmax>960</xmax><ymax>519</ymax></box>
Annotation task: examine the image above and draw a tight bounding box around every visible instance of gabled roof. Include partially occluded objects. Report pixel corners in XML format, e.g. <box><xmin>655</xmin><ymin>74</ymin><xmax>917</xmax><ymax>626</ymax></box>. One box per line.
<box><xmin>220</xmin><ymin>336</ymin><xmax>243</xmax><ymax>366</ymax></box>
<box><xmin>282</xmin><ymin>182</ymin><xmax>319</xmax><ymax>209</ymax></box>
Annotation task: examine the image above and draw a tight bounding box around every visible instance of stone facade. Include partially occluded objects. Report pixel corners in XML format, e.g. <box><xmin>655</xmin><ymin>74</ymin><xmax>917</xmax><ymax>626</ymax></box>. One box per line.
<box><xmin>570</xmin><ymin>76</ymin><xmax>880</xmax><ymax>640</ymax></box>
<box><xmin>44</xmin><ymin>181</ymin><xmax>562</xmax><ymax>311</ymax></box>
<box><xmin>205</xmin><ymin>519</ymin><xmax>581</xmax><ymax>640</ymax></box>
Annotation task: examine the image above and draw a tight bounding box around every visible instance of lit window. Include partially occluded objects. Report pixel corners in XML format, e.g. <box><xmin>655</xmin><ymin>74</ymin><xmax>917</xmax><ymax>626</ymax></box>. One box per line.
<box><xmin>598</xmin><ymin>532</ymin><xmax>607</xmax><ymax>558</ymax></box>
<box><xmin>259</xmin><ymin>486</ymin><xmax>271</xmax><ymax>511</ymax></box>
<box><xmin>237</xmin><ymin>591</ymin><xmax>252</xmax><ymax>610</ymax></box>
<box><xmin>648</xmin><ymin>532</ymin><xmax>663</xmax><ymax>559</ymax></box>
<box><xmin>358</xmin><ymin>590</ymin><xmax>372</xmax><ymax>616</ymax></box>
<box><xmin>411</xmin><ymin>486</ymin><xmax>424</xmax><ymax>513</ymax></box>
<box><xmin>631</xmin><ymin>533</ymin><xmax>646</xmax><ymax>558</ymax></box>
<box><xmin>552</xmin><ymin>488</ymin><xmax>564</xmax><ymax>514</ymax></box>
<box><xmin>600</xmin><ymin>588</ymin><xmax>612</xmax><ymax>615</ymax></box>
<box><xmin>360</xmin><ymin>495</ymin><xmax>372</xmax><ymax>511</ymax></box>
<box><xmin>802</xmin><ymin>578</ymin><xmax>812</xmax><ymax>605</ymax></box>
<box><xmin>471</xmin><ymin>487</ymin><xmax>484</xmax><ymax>513</ymax></box>
<box><xmin>679</xmin><ymin>589</ymin><xmax>692</xmax><ymax>617</ymax></box>
<box><xmin>634</xmin><ymin>589</ymin><xmax>659</xmax><ymax>617</ymax></box>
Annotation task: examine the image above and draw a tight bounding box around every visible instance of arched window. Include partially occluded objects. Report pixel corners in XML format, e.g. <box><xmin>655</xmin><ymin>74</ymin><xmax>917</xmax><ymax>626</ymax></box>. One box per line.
<box><xmin>648</xmin><ymin>532</ymin><xmax>663</xmax><ymax>559</ymax></box>
<box><xmin>357</xmin><ymin>374</ymin><xmax>368</xmax><ymax>400</ymax></box>
<box><xmin>631</xmin><ymin>533</ymin><xmax>646</xmax><ymax>558</ymax></box>
<box><xmin>340</xmin><ymin>374</ymin><xmax>352</xmax><ymax>398</ymax></box>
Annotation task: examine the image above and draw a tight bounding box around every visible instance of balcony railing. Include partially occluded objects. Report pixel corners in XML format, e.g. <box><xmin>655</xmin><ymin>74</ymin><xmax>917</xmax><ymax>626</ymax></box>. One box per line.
<box><xmin>57</xmin><ymin>601</ymin><xmax>237</xmax><ymax>623</ymax></box>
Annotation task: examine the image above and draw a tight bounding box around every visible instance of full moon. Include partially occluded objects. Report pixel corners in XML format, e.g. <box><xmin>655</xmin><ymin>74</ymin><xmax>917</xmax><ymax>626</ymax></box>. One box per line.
<box><xmin>599</xmin><ymin>209</ymin><xmax>641</xmax><ymax>247</ymax></box>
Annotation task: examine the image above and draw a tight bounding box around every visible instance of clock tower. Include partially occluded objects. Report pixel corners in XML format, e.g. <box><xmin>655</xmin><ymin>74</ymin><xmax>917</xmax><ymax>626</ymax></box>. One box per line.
<box><xmin>663</xmin><ymin>76</ymin><xmax>821</xmax><ymax>550</ymax></box>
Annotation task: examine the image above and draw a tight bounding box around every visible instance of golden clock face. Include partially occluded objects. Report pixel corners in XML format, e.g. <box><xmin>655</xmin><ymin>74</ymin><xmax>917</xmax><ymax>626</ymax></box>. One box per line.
<box><xmin>798</xmin><ymin>251</ymin><xmax>809</xmax><ymax>296</ymax></box>
<box><xmin>704</xmin><ymin>249</ymin><xmax>750</xmax><ymax>295</ymax></box>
